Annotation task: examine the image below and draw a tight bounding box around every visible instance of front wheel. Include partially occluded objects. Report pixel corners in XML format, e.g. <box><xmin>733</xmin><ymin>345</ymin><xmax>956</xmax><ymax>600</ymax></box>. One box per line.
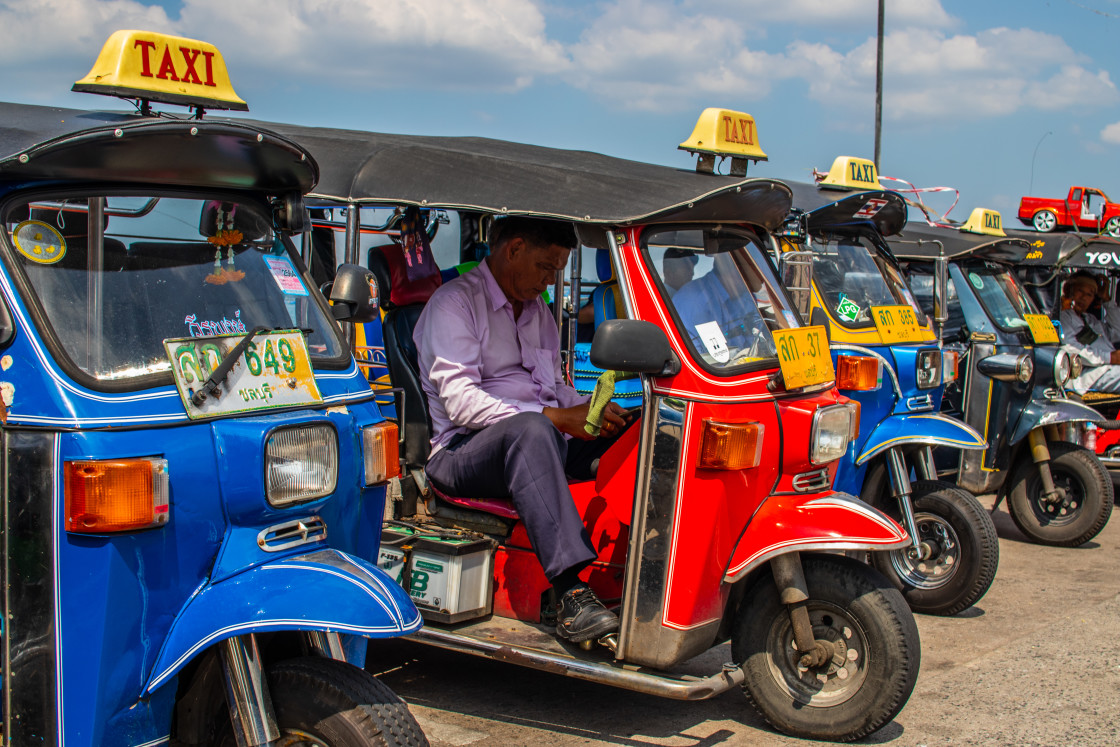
<box><xmin>1106</xmin><ymin>216</ymin><xmax>1120</xmax><ymax>238</ymax></box>
<box><xmin>215</xmin><ymin>657</ymin><xmax>428</xmax><ymax>747</ymax></box>
<box><xmin>1033</xmin><ymin>209</ymin><xmax>1058</xmax><ymax>232</ymax></box>
<box><xmin>732</xmin><ymin>554</ymin><xmax>920</xmax><ymax>742</ymax></box>
<box><xmin>1007</xmin><ymin>441</ymin><xmax>1113</xmax><ymax>546</ymax></box>
<box><xmin>871</xmin><ymin>481</ymin><xmax>999</xmax><ymax>616</ymax></box>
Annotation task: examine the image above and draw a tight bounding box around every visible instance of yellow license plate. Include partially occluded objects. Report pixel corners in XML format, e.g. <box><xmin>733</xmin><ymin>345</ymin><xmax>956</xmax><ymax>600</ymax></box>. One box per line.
<box><xmin>871</xmin><ymin>305</ymin><xmax>925</xmax><ymax>343</ymax></box>
<box><xmin>1023</xmin><ymin>313</ymin><xmax>1059</xmax><ymax>344</ymax></box>
<box><xmin>773</xmin><ymin>326</ymin><xmax>834</xmax><ymax>389</ymax></box>
<box><xmin>165</xmin><ymin>330</ymin><xmax>322</xmax><ymax>419</ymax></box>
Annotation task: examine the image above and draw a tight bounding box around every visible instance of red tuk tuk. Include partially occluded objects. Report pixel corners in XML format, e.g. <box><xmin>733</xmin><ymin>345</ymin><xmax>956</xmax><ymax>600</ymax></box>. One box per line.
<box><xmin>267</xmin><ymin>108</ymin><xmax>921</xmax><ymax>741</ymax></box>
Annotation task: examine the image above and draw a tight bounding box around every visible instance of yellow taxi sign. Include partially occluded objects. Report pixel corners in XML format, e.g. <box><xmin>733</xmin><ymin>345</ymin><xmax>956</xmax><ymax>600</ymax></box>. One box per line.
<box><xmin>72</xmin><ymin>30</ymin><xmax>248</xmax><ymax>112</ymax></box>
<box><xmin>773</xmin><ymin>326</ymin><xmax>834</xmax><ymax>389</ymax></box>
<box><xmin>1024</xmin><ymin>313</ymin><xmax>1060</xmax><ymax>344</ymax></box>
<box><xmin>960</xmin><ymin>207</ymin><xmax>1006</xmax><ymax>237</ymax></box>
<box><xmin>679</xmin><ymin>108</ymin><xmax>767</xmax><ymax>175</ymax></box>
<box><xmin>818</xmin><ymin>156</ymin><xmax>882</xmax><ymax>191</ymax></box>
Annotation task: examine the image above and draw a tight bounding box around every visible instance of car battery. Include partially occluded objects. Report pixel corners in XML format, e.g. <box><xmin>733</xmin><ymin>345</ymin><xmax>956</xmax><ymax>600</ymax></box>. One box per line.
<box><xmin>378</xmin><ymin>525</ymin><xmax>494</xmax><ymax>624</ymax></box>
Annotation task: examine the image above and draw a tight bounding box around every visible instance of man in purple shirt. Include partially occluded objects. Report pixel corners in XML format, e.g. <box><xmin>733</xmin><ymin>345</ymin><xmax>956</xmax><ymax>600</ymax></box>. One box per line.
<box><xmin>414</xmin><ymin>217</ymin><xmax>629</xmax><ymax>643</ymax></box>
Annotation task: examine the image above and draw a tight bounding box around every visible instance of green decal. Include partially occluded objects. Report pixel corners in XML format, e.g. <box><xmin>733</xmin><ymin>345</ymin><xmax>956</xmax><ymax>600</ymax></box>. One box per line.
<box><xmin>835</xmin><ymin>294</ymin><xmax>861</xmax><ymax>323</ymax></box>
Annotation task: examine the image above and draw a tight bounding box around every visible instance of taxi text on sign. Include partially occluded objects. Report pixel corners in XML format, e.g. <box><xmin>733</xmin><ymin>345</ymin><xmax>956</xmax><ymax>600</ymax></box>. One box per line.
<box><xmin>73</xmin><ymin>30</ymin><xmax>248</xmax><ymax>111</ymax></box>
<box><xmin>773</xmin><ymin>326</ymin><xmax>834</xmax><ymax>389</ymax></box>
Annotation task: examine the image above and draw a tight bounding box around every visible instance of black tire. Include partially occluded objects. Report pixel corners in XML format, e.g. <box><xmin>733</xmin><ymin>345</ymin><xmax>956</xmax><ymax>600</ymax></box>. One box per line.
<box><xmin>214</xmin><ymin>657</ymin><xmax>428</xmax><ymax>747</ymax></box>
<box><xmin>731</xmin><ymin>554</ymin><xmax>920</xmax><ymax>742</ymax></box>
<box><xmin>1106</xmin><ymin>216</ymin><xmax>1120</xmax><ymax>239</ymax></box>
<box><xmin>1008</xmin><ymin>441</ymin><xmax>1113</xmax><ymax>547</ymax></box>
<box><xmin>871</xmin><ymin>480</ymin><xmax>999</xmax><ymax>616</ymax></box>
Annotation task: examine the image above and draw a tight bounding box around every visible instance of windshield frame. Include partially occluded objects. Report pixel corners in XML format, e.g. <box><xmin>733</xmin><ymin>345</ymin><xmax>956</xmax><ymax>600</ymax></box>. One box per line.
<box><xmin>958</xmin><ymin>259</ymin><xmax>1042</xmax><ymax>336</ymax></box>
<box><xmin>0</xmin><ymin>187</ymin><xmax>350</xmax><ymax>394</ymax></box>
<box><xmin>811</xmin><ymin>230</ymin><xmax>925</xmax><ymax>331</ymax></box>
<box><xmin>640</xmin><ymin>223</ymin><xmax>797</xmax><ymax>377</ymax></box>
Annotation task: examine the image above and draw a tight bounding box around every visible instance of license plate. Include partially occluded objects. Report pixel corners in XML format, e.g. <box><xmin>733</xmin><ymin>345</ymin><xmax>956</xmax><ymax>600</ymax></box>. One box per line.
<box><xmin>871</xmin><ymin>305</ymin><xmax>925</xmax><ymax>343</ymax></box>
<box><xmin>165</xmin><ymin>330</ymin><xmax>322</xmax><ymax>419</ymax></box>
<box><xmin>1023</xmin><ymin>313</ymin><xmax>1060</xmax><ymax>344</ymax></box>
<box><xmin>773</xmin><ymin>326</ymin><xmax>834</xmax><ymax>389</ymax></box>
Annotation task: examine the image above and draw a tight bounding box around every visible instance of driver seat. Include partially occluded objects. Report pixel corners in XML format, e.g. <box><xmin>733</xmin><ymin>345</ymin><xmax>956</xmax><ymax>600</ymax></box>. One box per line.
<box><xmin>368</xmin><ymin>245</ymin><xmax>520</xmax><ymax>521</ymax></box>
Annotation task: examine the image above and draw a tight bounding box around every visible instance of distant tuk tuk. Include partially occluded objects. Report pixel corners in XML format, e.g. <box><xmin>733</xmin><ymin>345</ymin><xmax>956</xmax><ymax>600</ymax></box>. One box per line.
<box><xmin>779</xmin><ymin>157</ymin><xmax>996</xmax><ymax>616</ymax></box>
<box><xmin>0</xmin><ymin>31</ymin><xmax>424</xmax><ymax>746</ymax></box>
<box><xmin>269</xmin><ymin>108</ymin><xmax>922</xmax><ymax>741</ymax></box>
<box><xmin>1011</xmin><ymin>229</ymin><xmax>1120</xmax><ymax>475</ymax></box>
<box><xmin>890</xmin><ymin>212</ymin><xmax>1112</xmax><ymax>547</ymax></box>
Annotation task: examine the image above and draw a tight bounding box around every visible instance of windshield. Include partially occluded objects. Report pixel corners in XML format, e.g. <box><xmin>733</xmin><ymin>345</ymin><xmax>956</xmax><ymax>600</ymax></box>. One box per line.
<box><xmin>645</xmin><ymin>227</ymin><xmax>797</xmax><ymax>372</ymax></box>
<box><xmin>811</xmin><ymin>236</ymin><xmax>923</xmax><ymax>329</ymax></box>
<box><xmin>4</xmin><ymin>195</ymin><xmax>344</xmax><ymax>387</ymax></box>
<box><xmin>963</xmin><ymin>263</ymin><xmax>1040</xmax><ymax>331</ymax></box>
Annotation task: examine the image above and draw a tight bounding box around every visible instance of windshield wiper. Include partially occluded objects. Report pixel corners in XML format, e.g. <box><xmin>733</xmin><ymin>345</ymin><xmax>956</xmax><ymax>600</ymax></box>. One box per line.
<box><xmin>190</xmin><ymin>326</ymin><xmax>311</xmax><ymax>406</ymax></box>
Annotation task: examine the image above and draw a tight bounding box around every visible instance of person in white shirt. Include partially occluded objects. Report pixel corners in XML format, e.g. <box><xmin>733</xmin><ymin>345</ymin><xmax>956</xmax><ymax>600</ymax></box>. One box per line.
<box><xmin>1060</xmin><ymin>272</ymin><xmax>1120</xmax><ymax>394</ymax></box>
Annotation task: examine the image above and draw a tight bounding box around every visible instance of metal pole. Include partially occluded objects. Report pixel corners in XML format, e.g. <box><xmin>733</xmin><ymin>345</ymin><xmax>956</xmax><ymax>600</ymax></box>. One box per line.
<box><xmin>874</xmin><ymin>0</ymin><xmax>885</xmax><ymax>171</ymax></box>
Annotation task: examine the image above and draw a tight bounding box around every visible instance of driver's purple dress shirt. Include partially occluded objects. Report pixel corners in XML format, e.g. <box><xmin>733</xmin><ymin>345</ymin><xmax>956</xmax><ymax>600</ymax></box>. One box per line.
<box><xmin>414</xmin><ymin>260</ymin><xmax>586</xmax><ymax>453</ymax></box>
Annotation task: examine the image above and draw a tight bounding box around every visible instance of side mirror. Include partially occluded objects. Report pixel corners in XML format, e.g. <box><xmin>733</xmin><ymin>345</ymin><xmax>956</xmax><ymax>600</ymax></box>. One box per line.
<box><xmin>328</xmin><ymin>263</ymin><xmax>379</xmax><ymax>323</ymax></box>
<box><xmin>273</xmin><ymin>193</ymin><xmax>308</xmax><ymax>234</ymax></box>
<box><xmin>590</xmin><ymin>320</ymin><xmax>680</xmax><ymax>375</ymax></box>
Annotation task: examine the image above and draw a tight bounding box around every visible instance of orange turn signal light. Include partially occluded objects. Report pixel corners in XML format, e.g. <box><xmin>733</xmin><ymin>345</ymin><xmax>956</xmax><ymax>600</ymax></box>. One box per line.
<box><xmin>698</xmin><ymin>420</ymin><xmax>764</xmax><ymax>470</ymax></box>
<box><xmin>943</xmin><ymin>350</ymin><xmax>960</xmax><ymax>384</ymax></box>
<box><xmin>64</xmin><ymin>459</ymin><xmax>169</xmax><ymax>533</ymax></box>
<box><xmin>836</xmin><ymin>355</ymin><xmax>881</xmax><ymax>391</ymax></box>
<box><xmin>362</xmin><ymin>421</ymin><xmax>400</xmax><ymax>485</ymax></box>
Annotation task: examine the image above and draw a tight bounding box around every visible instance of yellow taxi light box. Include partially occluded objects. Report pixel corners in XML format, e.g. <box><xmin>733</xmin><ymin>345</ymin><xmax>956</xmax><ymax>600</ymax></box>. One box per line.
<box><xmin>679</xmin><ymin>108</ymin><xmax>766</xmax><ymax>175</ymax></box>
<box><xmin>819</xmin><ymin>156</ymin><xmax>882</xmax><ymax>191</ymax></box>
<box><xmin>73</xmin><ymin>29</ymin><xmax>248</xmax><ymax>111</ymax></box>
<box><xmin>960</xmin><ymin>207</ymin><xmax>1006</xmax><ymax>237</ymax></box>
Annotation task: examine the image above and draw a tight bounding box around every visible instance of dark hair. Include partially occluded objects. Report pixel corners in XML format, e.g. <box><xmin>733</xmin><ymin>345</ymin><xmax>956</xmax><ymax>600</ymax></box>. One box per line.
<box><xmin>664</xmin><ymin>247</ymin><xmax>698</xmax><ymax>264</ymax></box>
<box><xmin>1064</xmin><ymin>270</ymin><xmax>1100</xmax><ymax>295</ymax></box>
<box><xmin>491</xmin><ymin>217</ymin><xmax>577</xmax><ymax>253</ymax></box>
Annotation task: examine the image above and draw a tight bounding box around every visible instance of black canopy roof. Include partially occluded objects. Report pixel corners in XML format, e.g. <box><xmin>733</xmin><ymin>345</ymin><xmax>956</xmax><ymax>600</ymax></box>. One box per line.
<box><xmin>0</xmin><ymin>101</ymin><xmax>317</xmax><ymax>195</ymax></box>
<box><xmin>1002</xmin><ymin>227</ymin><xmax>1120</xmax><ymax>269</ymax></box>
<box><xmin>785</xmin><ymin>180</ymin><xmax>908</xmax><ymax>237</ymax></box>
<box><xmin>251</xmin><ymin>120</ymin><xmax>793</xmax><ymax>229</ymax></box>
<box><xmin>886</xmin><ymin>220</ymin><xmax>1032</xmax><ymax>263</ymax></box>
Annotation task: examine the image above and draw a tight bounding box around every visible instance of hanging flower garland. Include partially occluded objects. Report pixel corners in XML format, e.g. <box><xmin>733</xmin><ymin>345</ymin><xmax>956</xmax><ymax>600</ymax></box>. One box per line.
<box><xmin>205</xmin><ymin>206</ymin><xmax>246</xmax><ymax>284</ymax></box>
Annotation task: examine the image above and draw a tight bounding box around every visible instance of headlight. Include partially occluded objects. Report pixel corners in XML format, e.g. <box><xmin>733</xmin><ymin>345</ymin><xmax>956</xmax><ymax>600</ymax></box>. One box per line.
<box><xmin>1070</xmin><ymin>354</ymin><xmax>1083</xmax><ymax>379</ymax></box>
<box><xmin>1054</xmin><ymin>349</ymin><xmax>1072</xmax><ymax>386</ymax></box>
<box><xmin>810</xmin><ymin>403</ymin><xmax>858</xmax><ymax>465</ymax></box>
<box><xmin>1016</xmin><ymin>354</ymin><xmax>1034</xmax><ymax>383</ymax></box>
<box><xmin>265</xmin><ymin>424</ymin><xmax>338</xmax><ymax>507</ymax></box>
<box><xmin>916</xmin><ymin>349</ymin><xmax>943</xmax><ymax>390</ymax></box>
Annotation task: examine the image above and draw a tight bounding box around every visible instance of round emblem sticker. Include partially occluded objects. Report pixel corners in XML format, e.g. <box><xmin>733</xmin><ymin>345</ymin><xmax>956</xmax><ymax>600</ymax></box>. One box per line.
<box><xmin>13</xmin><ymin>221</ymin><xmax>67</xmax><ymax>264</ymax></box>
<box><xmin>969</xmin><ymin>273</ymin><xmax>985</xmax><ymax>290</ymax></box>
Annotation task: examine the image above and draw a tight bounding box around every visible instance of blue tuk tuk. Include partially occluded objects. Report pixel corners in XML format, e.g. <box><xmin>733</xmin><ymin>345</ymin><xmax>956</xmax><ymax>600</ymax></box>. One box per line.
<box><xmin>0</xmin><ymin>31</ymin><xmax>424</xmax><ymax>746</ymax></box>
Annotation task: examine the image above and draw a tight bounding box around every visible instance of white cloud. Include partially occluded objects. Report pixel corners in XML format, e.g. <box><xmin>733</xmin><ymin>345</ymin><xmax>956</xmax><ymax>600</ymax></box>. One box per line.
<box><xmin>1103</xmin><ymin>121</ymin><xmax>1120</xmax><ymax>144</ymax></box>
<box><xmin>692</xmin><ymin>0</ymin><xmax>955</xmax><ymax>28</ymax></box>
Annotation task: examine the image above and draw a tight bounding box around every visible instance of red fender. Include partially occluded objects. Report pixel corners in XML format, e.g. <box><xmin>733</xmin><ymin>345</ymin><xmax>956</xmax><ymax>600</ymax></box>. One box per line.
<box><xmin>724</xmin><ymin>491</ymin><xmax>909</xmax><ymax>583</ymax></box>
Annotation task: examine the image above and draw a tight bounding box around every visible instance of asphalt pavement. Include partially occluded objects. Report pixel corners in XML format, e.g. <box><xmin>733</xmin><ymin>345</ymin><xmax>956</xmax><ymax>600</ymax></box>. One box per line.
<box><xmin>367</xmin><ymin>495</ymin><xmax>1120</xmax><ymax>747</ymax></box>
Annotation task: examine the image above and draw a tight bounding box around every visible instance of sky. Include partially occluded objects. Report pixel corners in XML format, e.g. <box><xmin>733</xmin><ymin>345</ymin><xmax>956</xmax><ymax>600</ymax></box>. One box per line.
<box><xmin>2</xmin><ymin>0</ymin><xmax>1119</xmax><ymax>226</ymax></box>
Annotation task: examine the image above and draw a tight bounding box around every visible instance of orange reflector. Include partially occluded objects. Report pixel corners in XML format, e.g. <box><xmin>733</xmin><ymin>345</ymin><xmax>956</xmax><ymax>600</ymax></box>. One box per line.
<box><xmin>836</xmin><ymin>355</ymin><xmax>881</xmax><ymax>391</ymax></box>
<box><xmin>698</xmin><ymin>420</ymin><xmax>763</xmax><ymax>470</ymax></box>
<box><xmin>64</xmin><ymin>459</ymin><xmax>169</xmax><ymax>533</ymax></box>
<box><xmin>363</xmin><ymin>422</ymin><xmax>400</xmax><ymax>485</ymax></box>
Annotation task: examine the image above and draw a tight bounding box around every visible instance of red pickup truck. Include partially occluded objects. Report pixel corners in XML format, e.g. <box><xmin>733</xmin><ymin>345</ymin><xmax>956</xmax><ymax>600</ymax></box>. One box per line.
<box><xmin>1017</xmin><ymin>186</ymin><xmax>1120</xmax><ymax>237</ymax></box>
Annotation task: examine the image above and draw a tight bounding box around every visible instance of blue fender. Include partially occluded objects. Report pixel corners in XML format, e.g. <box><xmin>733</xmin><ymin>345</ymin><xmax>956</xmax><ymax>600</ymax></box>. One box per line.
<box><xmin>1009</xmin><ymin>396</ymin><xmax>1105</xmax><ymax>446</ymax></box>
<box><xmin>856</xmin><ymin>412</ymin><xmax>985</xmax><ymax>466</ymax></box>
<box><xmin>143</xmin><ymin>549</ymin><xmax>421</xmax><ymax>694</ymax></box>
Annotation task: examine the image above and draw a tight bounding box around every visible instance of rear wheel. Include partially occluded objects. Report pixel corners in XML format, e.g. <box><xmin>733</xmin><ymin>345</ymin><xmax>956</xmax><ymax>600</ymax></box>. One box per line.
<box><xmin>1007</xmin><ymin>441</ymin><xmax>1113</xmax><ymax>547</ymax></box>
<box><xmin>1033</xmin><ymin>209</ymin><xmax>1058</xmax><ymax>232</ymax></box>
<box><xmin>732</xmin><ymin>555</ymin><xmax>920</xmax><ymax>742</ymax></box>
<box><xmin>871</xmin><ymin>481</ymin><xmax>999</xmax><ymax>616</ymax></box>
<box><xmin>1106</xmin><ymin>216</ymin><xmax>1120</xmax><ymax>238</ymax></box>
<box><xmin>214</xmin><ymin>657</ymin><xmax>428</xmax><ymax>747</ymax></box>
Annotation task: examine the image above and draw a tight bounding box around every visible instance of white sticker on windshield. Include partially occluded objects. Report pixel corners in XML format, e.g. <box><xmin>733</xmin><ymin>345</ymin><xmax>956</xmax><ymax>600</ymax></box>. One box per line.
<box><xmin>264</xmin><ymin>256</ymin><xmax>308</xmax><ymax>296</ymax></box>
<box><xmin>695</xmin><ymin>321</ymin><xmax>730</xmax><ymax>363</ymax></box>
<box><xmin>969</xmin><ymin>273</ymin><xmax>984</xmax><ymax>290</ymax></box>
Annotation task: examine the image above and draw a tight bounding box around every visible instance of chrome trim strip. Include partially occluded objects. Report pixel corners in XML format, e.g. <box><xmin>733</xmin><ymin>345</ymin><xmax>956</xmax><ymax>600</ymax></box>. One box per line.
<box><xmin>791</xmin><ymin>469</ymin><xmax>830</xmax><ymax>492</ymax></box>
<box><xmin>256</xmin><ymin>517</ymin><xmax>327</xmax><ymax>553</ymax></box>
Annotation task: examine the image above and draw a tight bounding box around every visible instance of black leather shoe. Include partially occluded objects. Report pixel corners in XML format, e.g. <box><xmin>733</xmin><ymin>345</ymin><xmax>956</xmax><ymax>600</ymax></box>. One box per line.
<box><xmin>555</xmin><ymin>585</ymin><xmax>618</xmax><ymax>642</ymax></box>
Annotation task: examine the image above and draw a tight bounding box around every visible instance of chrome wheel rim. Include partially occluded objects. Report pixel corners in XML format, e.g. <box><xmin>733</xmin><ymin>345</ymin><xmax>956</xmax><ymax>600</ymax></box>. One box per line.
<box><xmin>1034</xmin><ymin>211</ymin><xmax>1057</xmax><ymax>231</ymax></box>
<box><xmin>888</xmin><ymin>511</ymin><xmax>961</xmax><ymax>589</ymax></box>
<box><xmin>765</xmin><ymin>601</ymin><xmax>870</xmax><ymax>707</ymax></box>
